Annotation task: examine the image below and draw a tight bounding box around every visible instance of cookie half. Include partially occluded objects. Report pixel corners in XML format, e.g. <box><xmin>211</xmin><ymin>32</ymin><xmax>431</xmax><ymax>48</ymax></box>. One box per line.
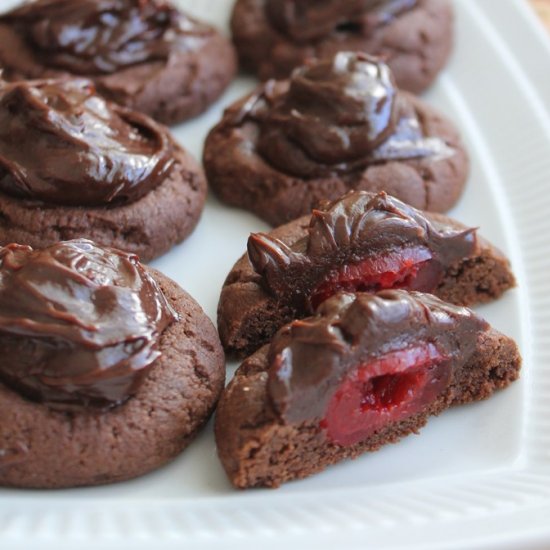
<box><xmin>218</xmin><ymin>192</ymin><xmax>516</xmax><ymax>357</ymax></box>
<box><xmin>231</xmin><ymin>0</ymin><xmax>453</xmax><ymax>94</ymax></box>
<box><xmin>0</xmin><ymin>241</ymin><xmax>225</xmax><ymax>489</ymax></box>
<box><xmin>215</xmin><ymin>291</ymin><xmax>521</xmax><ymax>488</ymax></box>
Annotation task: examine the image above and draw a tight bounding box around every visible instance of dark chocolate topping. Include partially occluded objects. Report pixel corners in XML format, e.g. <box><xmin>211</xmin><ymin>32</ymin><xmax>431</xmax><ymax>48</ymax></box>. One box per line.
<box><xmin>267</xmin><ymin>290</ymin><xmax>487</xmax><ymax>423</ymax></box>
<box><xmin>0</xmin><ymin>240</ymin><xmax>177</xmax><ymax>409</ymax></box>
<box><xmin>265</xmin><ymin>0</ymin><xmax>418</xmax><ymax>43</ymax></box>
<box><xmin>1</xmin><ymin>0</ymin><xmax>213</xmax><ymax>75</ymax></box>
<box><xmin>0</xmin><ymin>78</ymin><xmax>175</xmax><ymax>206</ymax></box>
<box><xmin>227</xmin><ymin>53</ymin><xmax>452</xmax><ymax>178</ymax></box>
<box><xmin>248</xmin><ymin>191</ymin><xmax>476</xmax><ymax>310</ymax></box>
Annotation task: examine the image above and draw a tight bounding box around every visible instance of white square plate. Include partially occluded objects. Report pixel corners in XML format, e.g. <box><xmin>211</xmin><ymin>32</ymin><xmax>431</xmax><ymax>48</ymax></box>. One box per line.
<box><xmin>1</xmin><ymin>0</ymin><xmax>550</xmax><ymax>548</ymax></box>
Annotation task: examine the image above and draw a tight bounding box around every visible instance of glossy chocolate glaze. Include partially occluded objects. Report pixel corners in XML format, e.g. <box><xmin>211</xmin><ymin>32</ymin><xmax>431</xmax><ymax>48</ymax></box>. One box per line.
<box><xmin>265</xmin><ymin>0</ymin><xmax>418</xmax><ymax>43</ymax></box>
<box><xmin>0</xmin><ymin>0</ymin><xmax>213</xmax><ymax>75</ymax></box>
<box><xmin>0</xmin><ymin>240</ymin><xmax>177</xmax><ymax>409</ymax></box>
<box><xmin>267</xmin><ymin>290</ymin><xmax>487</xmax><ymax>424</ymax></box>
<box><xmin>248</xmin><ymin>191</ymin><xmax>476</xmax><ymax>311</ymax></box>
<box><xmin>226</xmin><ymin>53</ymin><xmax>452</xmax><ymax>178</ymax></box>
<box><xmin>0</xmin><ymin>78</ymin><xmax>175</xmax><ymax>206</ymax></box>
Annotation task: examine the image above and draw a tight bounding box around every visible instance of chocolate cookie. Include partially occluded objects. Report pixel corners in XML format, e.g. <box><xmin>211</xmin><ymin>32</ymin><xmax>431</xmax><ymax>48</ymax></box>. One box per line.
<box><xmin>0</xmin><ymin>78</ymin><xmax>206</xmax><ymax>262</ymax></box>
<box><xmin>215</xmin><ymin>291</ymin><xmax>521</xmax><ymax>488</ymax></box>
<box><xmin>231</xmin><ymin>0</ymin><xmax>453</xmax><ymax>94</ymax></box>
<box><xmin>0</xmin><ymin>0</ymin><xmax>237</xmax><ymax>125</ymax></box>
<box><xmin>204</xmin><ymin>53</ymin><xmax>469</xmax><ymax>226</ymax></box>
<box><xmin>0</xmin><ymin>240</ymin><xmax>225</xmax><ymax>489</ymax></box>
<box><xmin>218</xmin><ymin>192</ymin><xmax>516</xmax><ymax>357</ymax></box>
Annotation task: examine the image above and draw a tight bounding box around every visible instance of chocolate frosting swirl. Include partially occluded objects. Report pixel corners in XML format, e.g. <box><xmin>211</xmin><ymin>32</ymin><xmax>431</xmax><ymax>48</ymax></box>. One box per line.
<box><xmin>248</xmin><ymin>191</ymin><xmax>476</xmax><ymax>310</ymax></box>
<box><xmin>0</xmin><ymin>240</ymin><xmax>177</xmax><ymax>409</ymax></box>
<box><xmin>0</xmin><ymin>78</ymin><xmax>175</xmax><ymax>206</ymax></box>
<box><xmin>260</xmin><ymin>52</ymin><xmax>397</xmax><ymax>166</ymax></box>
<box><xmin>1</xmin><ymin>0</ymin><xmax>212</xmax><ymax>75</ymax></box>
<box><xmin>231</xmin><ymin>53</ymin><xmax>452</xmax><ymax>178</ymax></box>
<box><xmin>265</xmin><ymin>0</ymin><xmax>418</xmax><ymax>43</ymax></box>
<box><xmin>267</xmin><ymin>290</ymin><xmax>487</xmax><ymax>424</ymax></box>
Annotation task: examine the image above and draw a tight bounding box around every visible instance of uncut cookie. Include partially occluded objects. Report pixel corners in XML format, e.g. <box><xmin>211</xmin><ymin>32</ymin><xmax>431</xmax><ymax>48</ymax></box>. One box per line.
<box><xmin>0</xmin><ymin>77</ymin><xmax>206</xmax><ymax>262</ymax></box>
<box><xmin>204</xmin><ymin>53</ymin><xmax>469</xmax><ymax>226</ymax></box>
<box><xmin>231</xmin><ymin>0</ymin><xmax>453</xmax><ymax>94</ymax></box>
<box><xmin>0</xmin><ymin>240</ymin><xmax>225</xmax><ymax>489</ymax></box>
<box><xmin>0</xmin><ymin>0</ymin><xmax>236</xmax><ymax>125</ymax></box>
<box><xmin>216</xmin><ymin>290</ymin><xmax>521</xmax><ymax>488</ymax></box>
<box><xmin>218</xmin><ymin>191</ymin><xmax>516</xmax><ymax>357</ymax></box>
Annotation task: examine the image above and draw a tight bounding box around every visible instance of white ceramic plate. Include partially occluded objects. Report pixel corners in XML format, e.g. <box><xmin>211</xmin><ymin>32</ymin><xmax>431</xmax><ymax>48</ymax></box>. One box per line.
<box><xmin>1</xmin><ymin>0</ymin><xmax>550</xmax><ymax>548</ymax></box>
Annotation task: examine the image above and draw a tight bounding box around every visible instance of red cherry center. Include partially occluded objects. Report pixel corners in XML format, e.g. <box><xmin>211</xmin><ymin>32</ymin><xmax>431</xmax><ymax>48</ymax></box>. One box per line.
<box><xmin>309</xmin><ymin>247</ymin><xmax>433</xmax><ymax>310</ymax></box>
<box><xmin>360</xmin><ymin>369</ymin><xmax>426</xmax><ymax>412</ymax></box>
<box><xmin>321</xmin><ymin>344</ymin><xmax>450</xmax><ymax>446</ymax></box>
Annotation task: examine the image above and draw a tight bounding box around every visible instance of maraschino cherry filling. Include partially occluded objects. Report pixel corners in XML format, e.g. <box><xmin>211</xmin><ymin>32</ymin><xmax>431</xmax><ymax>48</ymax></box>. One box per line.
<box><xmin>248</xmin><ymin>192</ymin><xmax>476</xmax><ymax>315</ymax></box>
<box><xmin>267</xmin><ymin>291</ymin><xmax>486</xmax><ymax>449</ymax></box>
<box><xmin>321</xmin><ymin>343</ymin><xmax>450</xmax><ymax>445</ymax></box>
<box><xmin>309</xmin><ymin>246</ymin><xmax>437</xmax><ymax>310</ymax></box>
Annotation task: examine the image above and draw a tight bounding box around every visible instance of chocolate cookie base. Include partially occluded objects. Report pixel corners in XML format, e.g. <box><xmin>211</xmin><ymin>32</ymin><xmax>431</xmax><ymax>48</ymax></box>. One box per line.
<box><xmin>0</xmin><ymin>269</ymin><xmax>225</xmax><ymax>489</ymax></box>
<box><xmin>0</xmin><ymin>24</ymin><xmax>236</xmax><ymax>126</ymax></box>
<box><xmin>215</xmin><ymin>328</ymin><xmax>521</xmax><ymax>489</ymax></box>
<box><xmin>0</xmin><ymin>147</ymin><xmax>206</xmax><ymax>263</ymax></box>
<box><xmin>217</xmin><ymin>209</ymin><xmax>516</xmax><ymax>357</ymax></box>
<box><xmin>95</xmin><ymin>31</ymin><xmax>237</xmax><ymax>126</ymax></box>
<box><xmin>231</xmin><ymin>0</ymin><xmax>453</xmax><ymax>94</ymax></box>
<box><xmin>204</xmin><ymin>92</ymin><xmax>469</xmax><ymax>227</ymax></box>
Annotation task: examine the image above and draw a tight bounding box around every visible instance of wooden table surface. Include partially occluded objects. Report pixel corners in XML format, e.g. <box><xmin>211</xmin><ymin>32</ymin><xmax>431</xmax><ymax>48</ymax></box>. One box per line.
<box><xmin>531</xmin><ymin>0</ymin><xmax>550</xmax><ymax>30</ymax></box>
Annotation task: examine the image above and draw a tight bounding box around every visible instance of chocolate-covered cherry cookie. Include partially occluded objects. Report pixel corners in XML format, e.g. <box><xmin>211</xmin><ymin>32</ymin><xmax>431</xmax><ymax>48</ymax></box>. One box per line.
<box><xmin>0</xmin><ymin>77</ymin><xmax>206</xmax><ymax>261</ymax></box>
<box><xmin>218</xmin><ymin>191</ymin><xmax>516</xmax><ymax>357</ymax></box>
<box><xmin>0</xmin><ymin>239</ymin><xmax>225</xmax><ymax>489</ymax></box>
<box><xmin>0</xmin><ymin>0</ymin><xmax>236</xmax><ymax>125</ymax></box>
<box><xmin>215</xmin><ymin>290</ymin><xmax>521</xmax><ymax>488</ymax></box>
<box><xmin>231</xmin><ymin>0</ymin><xmax>454</xmax><ymax>94</ymax></box>
<box><xmin>204</xmin><ymin>52</ymin><xmax>469</xmax><ymax>226</ymax></box>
